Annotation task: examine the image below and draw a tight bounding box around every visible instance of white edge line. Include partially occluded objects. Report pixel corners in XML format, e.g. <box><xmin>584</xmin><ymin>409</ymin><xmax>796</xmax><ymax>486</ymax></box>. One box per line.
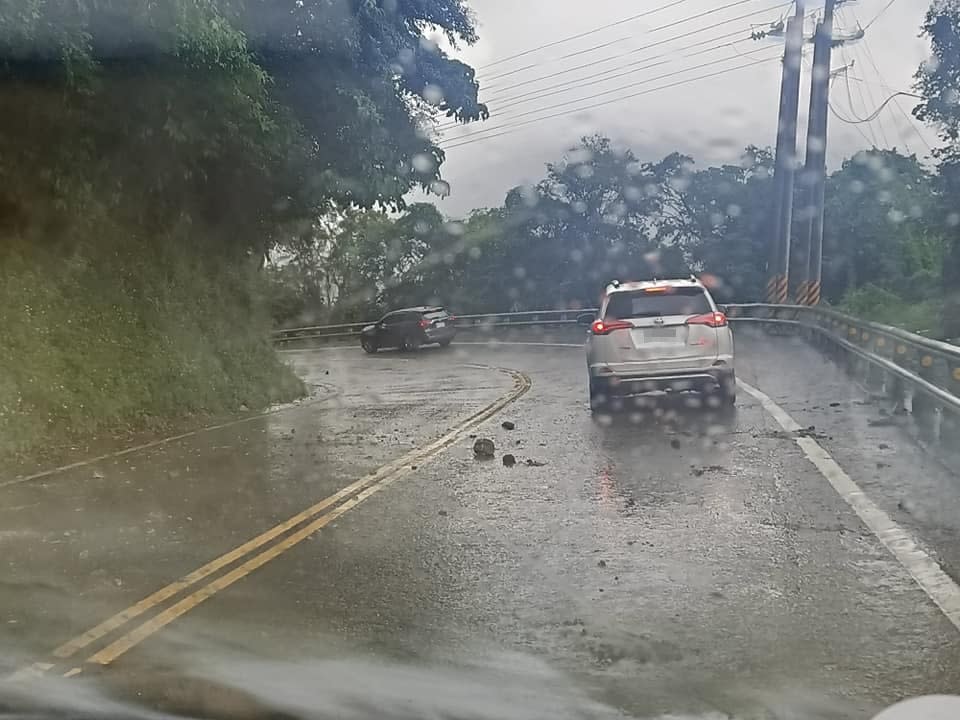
<box><xmin>737</xmin><ymin>377</ymin><xmax>960</xmax><ymax>633</ymax></box>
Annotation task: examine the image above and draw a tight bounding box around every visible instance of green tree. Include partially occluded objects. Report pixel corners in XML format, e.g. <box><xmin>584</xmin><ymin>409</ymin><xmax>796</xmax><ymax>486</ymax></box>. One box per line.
<box><xmin>914</xmin><ymin>1</ymin><xmax>960</xmax><ymax>332</ymax></box>
<box><xmin>821</xmin><ymin>149</ymin><xmax>943</xmax><ymax>303</ymax></box>
<box><xmin>494</xmin><ymin>135</ymin><xmax>691</xmax><ymax>309</ymax></box>
<box><xmin>680</xmin><ymin>147</ymin><xmax>775</xmax><ymax>302</ymax></box>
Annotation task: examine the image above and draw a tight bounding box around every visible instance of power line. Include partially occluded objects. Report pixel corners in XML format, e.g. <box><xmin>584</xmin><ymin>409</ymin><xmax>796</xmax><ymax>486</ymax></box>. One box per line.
<box><xmin>849</xmin><ymin>8</ymin><xmax>933</xmax><ymax>154</ymax></box>
<box><xmin>483</xmin><ymin>24</ymin><xmax>744</xmax><ymax>98</ymax></box>
<box><xmin>830</xmin><ymin>91</ymin><xmax>922</xmax><ymax>124</ymax></box>
<box><xmin>476</xmin><ymin>34</ymin><xmax>763</xmax><ymax>119</ymax></box>
<box><xmin>475</xmin><ymin>1</ymin><xmax>793</xmax><ymax>98</ymax></box>
<box><xmin>477</xmin><ymin>0</ymin><xmax>694</xmax><ymax>71</ymax></box>
<box><xmin>478</xmin><ymin>0</ymin><xmax>790</xmax><ymax>86</ymax></box>
<box><xmin>829</xmin><ymin>99</ymin><xmax>876</xmax><ymax>145</ymax></box>
<box><xmin>440</xmin><ymin>53</ymin><xmax>785</xmax><ymax>150</ymax></box>
<box><xmin>467</xmin><ymin>49</ymin><xmax>777</xmax><ymax>128</ymax></box>
<box><xmin>844</xmin><ymin>73</ymin><xmax>922</xmax><ymax>99</ymax></box>
<box><xmin>837</xmin><ymin>9</ymin><xmax>891</xmax><ymax>146</ymax></box>
<box><xmin>863</xmin><ymin>0</ymin><xmax>900</xmax><ymax>29</ymax></box>
<box><xmin>438</xmin><ymin>4</ymin><xmax>796</xmax><ymax>132</ymax></box>
<box><xmin>814</xmin><ymin>47</ymin><xmax>875</xmax><ymax>146</ymax></box>
<box><xmin>853</xmin><ymin>47</ymin><xmax>892</xmax><ymax>146</ymax></box>
<box><xmin>839</xmin><ymin>46</ymin><xmax>881</xmax><ymax>145</ymax></box>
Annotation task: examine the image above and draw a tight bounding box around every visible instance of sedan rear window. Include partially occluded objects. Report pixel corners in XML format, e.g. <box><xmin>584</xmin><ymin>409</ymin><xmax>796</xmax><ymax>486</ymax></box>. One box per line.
<box><xmin>604</xmin><ymin>288</ymin><xmax>711</xmax><ymax>319</ymax></box>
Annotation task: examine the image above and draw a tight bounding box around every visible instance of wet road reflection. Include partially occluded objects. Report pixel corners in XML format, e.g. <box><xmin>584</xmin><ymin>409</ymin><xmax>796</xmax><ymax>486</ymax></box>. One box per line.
<box><xmin>4</xmin><ymin>340</ymin><xmax>960</xmax><ymax>719</ymax></box>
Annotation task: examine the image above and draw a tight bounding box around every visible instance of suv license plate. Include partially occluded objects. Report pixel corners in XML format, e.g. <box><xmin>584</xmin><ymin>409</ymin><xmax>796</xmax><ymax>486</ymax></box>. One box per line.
<box><xmin>642</xmin><ymin>327</ymin><xmax>677</xmax><ymax>341</ymax></box>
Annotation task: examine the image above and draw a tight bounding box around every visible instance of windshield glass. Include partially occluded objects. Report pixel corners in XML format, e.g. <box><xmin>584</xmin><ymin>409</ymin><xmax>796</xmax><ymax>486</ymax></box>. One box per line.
<box><xmin>605</xmin><ymin>288</ymin><xmax>712</xmax><ymax>319</ymax></box>
<box><xmin>2</xmin><ymin>2</ymin><xmax>959</xmax><ymax>720</ymax></box>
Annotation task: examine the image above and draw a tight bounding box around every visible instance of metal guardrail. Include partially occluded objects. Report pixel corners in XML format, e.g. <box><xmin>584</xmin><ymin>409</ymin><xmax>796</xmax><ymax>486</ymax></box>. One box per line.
<box><xmin>275</xmin><ymin>303</ymin><xmax>960</xmax><ymax>442</ymax></box>
<box><xmin>725</xmin><ymin>303</ymin><xmax>960</xmax><ymax>452</ymax></box>
<box><xmin>272</xmin><ymin>309</ymin><xmax>595</xmax><ymax>343</ymax></box>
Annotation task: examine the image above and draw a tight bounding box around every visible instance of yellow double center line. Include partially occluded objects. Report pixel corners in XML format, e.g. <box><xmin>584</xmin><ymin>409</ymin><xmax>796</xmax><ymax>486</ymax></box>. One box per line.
<box><xmin>43</xmin><ymin>365</ymin><xmax>530</xmax><ymax>671</ymax></box>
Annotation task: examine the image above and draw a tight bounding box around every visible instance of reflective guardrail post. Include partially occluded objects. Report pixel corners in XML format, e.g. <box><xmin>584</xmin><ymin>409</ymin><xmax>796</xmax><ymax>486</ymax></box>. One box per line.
<box><xmin>918</xmin><ymin>349</ymin><xmax>944</xmax><ymax>445</ymax></box>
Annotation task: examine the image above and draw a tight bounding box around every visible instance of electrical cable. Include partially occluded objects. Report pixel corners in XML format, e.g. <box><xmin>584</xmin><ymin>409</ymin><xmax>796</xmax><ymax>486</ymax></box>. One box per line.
<box><xmin>478</xmin><ymin>0</ymin><xmax>794</xmax><ymax>91</ymax></box>
<box><xmin>447</xmin><ymin>51</ymin><xmax>783</xmax><ymax>137</ymax></box>
<box><xmin>477</xmin><ymin>0</ymin><xmax>695</xmax><ymax>70</ymax></box>
<box><xmin>469</xmin><ymin>34</ymin><xmax>767</xmax><ymax>119</ymax></box>
<box><xmin>440</xmin><ymin>53</ymin><xmax>785</xmax><ymax>150</ymax></box>
<box><xmin>837</xmin><ymin>9</ymin><xmax>891</xmax><ymax>146</ymax></box>
<box><xmin>863</xmin><ymin>0</ymin><xmax>900</xmax><ymax>30</ymax></box>
<box><xmin>849</xmin><ymin>7</ymin><xmax>933</xmax><ymax>153</ymax></box>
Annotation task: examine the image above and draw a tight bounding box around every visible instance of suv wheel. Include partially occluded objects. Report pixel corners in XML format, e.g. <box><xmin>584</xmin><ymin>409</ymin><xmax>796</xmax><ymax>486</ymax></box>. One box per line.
<box><xmin>589</xmin><ymin>378</ymin><xmax>608</xmax><ymax>413</ymax></box>
<box><xmin>361</xmin><ymin>338</ymin><xmax>378</xmax><ymax>354</ymax></box>
<box><xmin>718</xmin><ymin>373</ymin><xmax>736</xmax><ymax>406</ymax></box>
<box><xmin>402</xmin><ymin>335</ymin><xmax>422</xmax><ymax>352</ymax></box>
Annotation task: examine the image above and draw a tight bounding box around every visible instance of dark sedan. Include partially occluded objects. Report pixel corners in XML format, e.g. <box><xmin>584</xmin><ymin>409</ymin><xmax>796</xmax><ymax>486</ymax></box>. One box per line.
<box><xmin>360</xmin><ymin>306</ymin><xmax>456</xmax><ymax>353</ymax></box>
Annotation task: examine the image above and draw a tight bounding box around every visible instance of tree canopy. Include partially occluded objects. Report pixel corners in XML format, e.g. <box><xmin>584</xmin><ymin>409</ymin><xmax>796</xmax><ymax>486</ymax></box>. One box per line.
<box><xmin>275</xmin><ymin>134</ymin><xmax>948</xmax><ymax>330</ymax></box>
<box><xmin>0</xmin><ymin>0</ymin><xmax>486</xmax><ymax>261</ymax></box>
<box><xmin>915</xmin><ymin>0</ymin><xmax>960</xmax><ymax>333</ymax></box>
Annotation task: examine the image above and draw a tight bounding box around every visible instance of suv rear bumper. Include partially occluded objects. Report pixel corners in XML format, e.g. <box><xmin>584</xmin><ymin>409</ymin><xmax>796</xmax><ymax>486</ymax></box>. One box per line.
<box><xmin>424</xmin><ymin>326</ymin><xmax>457</xmax><ymax>344</ymax></box>
<box><xmin>590</xmin><ymin>367</ymin><xmax>733</xmax><ymax>396</ymax></box>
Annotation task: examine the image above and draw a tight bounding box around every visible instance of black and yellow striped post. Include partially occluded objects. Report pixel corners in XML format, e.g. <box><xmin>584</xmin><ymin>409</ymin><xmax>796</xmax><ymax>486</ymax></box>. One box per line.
<box><xmin>767</xmin><ymin>275</ymin><xmax>789</xmax><ymax>304</ymax></box>
<box><xmin>806</xmin><ymin>280</ymin><xmax>821</xmax><ymax>306</ymax></box>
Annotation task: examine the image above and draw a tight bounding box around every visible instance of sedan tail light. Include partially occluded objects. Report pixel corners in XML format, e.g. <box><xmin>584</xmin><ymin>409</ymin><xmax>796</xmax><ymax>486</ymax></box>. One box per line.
<box><xmin>591</xmin><ymin>319</ymin><xmax>633</xmax><ymax>335</ymax></box>
<box><xmin>686</xmin><ymin>311</ymin><xmax>727</xmax><ymax>328</ymax></box>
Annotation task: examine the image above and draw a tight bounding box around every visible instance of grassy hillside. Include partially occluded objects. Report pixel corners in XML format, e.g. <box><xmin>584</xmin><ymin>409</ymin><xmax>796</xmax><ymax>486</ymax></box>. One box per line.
<box><xmin>0</xmin><ymin>239</ymin><xmax>304</xmax><ymax>463</ymax></box>
<box><xmin>838</xmin><ymin>284</ymin><xmax>944</xmax><ymax>338</ymax></box>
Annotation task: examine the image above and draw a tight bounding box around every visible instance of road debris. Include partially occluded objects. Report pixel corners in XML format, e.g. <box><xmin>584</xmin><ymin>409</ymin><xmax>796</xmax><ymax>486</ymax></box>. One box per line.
<box><xmin>524</xmin><ymin>459</ymin><xmax>547</xmax><ymax>467</ymax></box>
<box><xmin>691</xmin><ymin>465</ymin><xmax>725</xmax><ymax>477</ymax></box>
<box><xmin>501</xmin><ymin>420</ymin><xmax>516</xmax><ymax>430</ymax></box>
<box><xmin>473</xmin><ymin>438</ymin><xmax>495</xmax><ymax>458</ymax></box>
<box><xmin>502</xmin><ymin>453</ymin><xmax>516</xmax><ymax>467</ymax></box>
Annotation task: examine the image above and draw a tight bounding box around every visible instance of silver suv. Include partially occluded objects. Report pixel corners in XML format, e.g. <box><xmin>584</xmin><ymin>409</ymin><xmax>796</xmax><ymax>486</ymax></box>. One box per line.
<box><xmin>583</xmin><ymin>278</ymin><xmax>735</xmax><ymax>412</ymax></box>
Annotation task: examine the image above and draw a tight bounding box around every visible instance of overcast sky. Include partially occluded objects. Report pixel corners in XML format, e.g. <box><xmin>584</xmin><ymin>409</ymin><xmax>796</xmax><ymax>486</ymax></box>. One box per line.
<box><xmin>415</xmin><ymin>0</ymin><xmax>939</xmax><ymax>217</ymax></box>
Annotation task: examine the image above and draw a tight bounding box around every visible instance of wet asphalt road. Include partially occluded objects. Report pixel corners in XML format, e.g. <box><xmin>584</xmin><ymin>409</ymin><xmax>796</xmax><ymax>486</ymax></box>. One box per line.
<box><xmin>3</xmin><ymin>329</ymin><xmax>960</xmax><ymax>719</ymax></box>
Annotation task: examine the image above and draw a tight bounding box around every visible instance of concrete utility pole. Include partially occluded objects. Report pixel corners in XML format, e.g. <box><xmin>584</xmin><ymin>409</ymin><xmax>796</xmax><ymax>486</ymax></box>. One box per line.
<box><xmin>766</xmin><ymin>0</ymin><xmax>806</xmax><ymax>305</ymax></box>
<box><xmin>795</xmin><ymin>0</ymin><xmax>837</xmax><ymax>306</ymax></box>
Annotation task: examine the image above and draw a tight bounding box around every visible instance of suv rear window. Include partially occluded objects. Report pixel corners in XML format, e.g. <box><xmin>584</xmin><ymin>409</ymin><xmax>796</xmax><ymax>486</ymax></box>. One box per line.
<box><xmin>423</xmin><ymin>309</ymin><xmax>448</xmax><ymax>320</ymax></box>
<box><xmin>604</xmin><ymin>287</ymin><xmax>711</xmax><ymax>319</ymax></box>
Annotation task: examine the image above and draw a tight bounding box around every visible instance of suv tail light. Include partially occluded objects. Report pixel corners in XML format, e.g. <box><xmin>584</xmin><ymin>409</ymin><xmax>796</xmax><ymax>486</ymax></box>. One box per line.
<box><xmin>591</xmin><ymin>319</ymin><xmax>633</xmax><ymax>335</ymax></box>
<box><xmin>686</xmin><ymin>311</ymin><xmax>727</xmax><ymax>328</ymax></box>
<box><xmin>419</xmin><ymin>318</ymin><xmax>430</xmax><ymax>329</ymax></box>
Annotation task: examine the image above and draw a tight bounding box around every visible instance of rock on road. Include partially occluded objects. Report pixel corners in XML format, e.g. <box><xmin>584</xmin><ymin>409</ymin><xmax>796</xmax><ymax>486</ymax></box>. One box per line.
<box><xmin>2</xmin><ymin>330</ymin><xmax>960</xmax><ymax>719</ymax></box>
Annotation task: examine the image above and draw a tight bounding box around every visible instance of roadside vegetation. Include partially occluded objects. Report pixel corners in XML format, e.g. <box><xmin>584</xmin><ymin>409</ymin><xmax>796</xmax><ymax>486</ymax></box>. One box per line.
<box><xmin>0</xmin><ymin>0</ymin><xmax>485</xmax><ymax>462</ymax></box>
<box><xmin>273</xmin><ymin>139</ymin><xmax>949</xmax><ymax>336</ymax></box>
<box><xmin>5</xmin><ymin>1</ymin><xmax>960</xmax><ymax>461</ymax></box>
<box><xmin>269</xmin><ymin>4</ymin><xmax>960</xmax><ymax>343</ymax></box>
